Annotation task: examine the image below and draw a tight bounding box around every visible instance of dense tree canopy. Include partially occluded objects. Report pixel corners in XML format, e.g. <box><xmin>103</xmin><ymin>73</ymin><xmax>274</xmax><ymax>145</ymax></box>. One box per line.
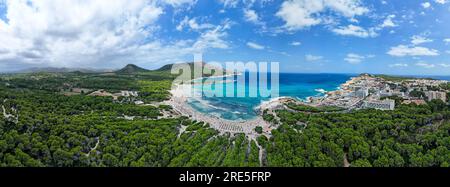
<box><xmin>270</xmin><ymin>101</ymin><xmax>450</xmax><ymax>167</ymax></box>
<box><xmin>0</xmin><ymin>72</ymin><xmax>449</xmax><ymax>167</ymax></box>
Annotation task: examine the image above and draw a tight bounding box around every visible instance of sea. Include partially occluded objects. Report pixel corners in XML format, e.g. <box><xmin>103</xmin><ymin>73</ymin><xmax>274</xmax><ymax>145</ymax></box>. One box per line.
<box><xmin>187</xmin><ymin>73</ymin><xmax>353</xmax><ymax>121</ymax></box>
<box><xmin>186</xmin><ymin>73</ymin><xmax>450</xmax><ymax>121</ymax></box>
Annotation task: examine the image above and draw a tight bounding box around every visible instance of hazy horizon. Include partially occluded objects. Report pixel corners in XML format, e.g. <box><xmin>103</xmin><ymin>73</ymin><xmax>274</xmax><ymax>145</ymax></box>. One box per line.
<box><xmin>2</xmin><ymin>63</ymin><xmax>450</xmax><ymax>78</ymax></box>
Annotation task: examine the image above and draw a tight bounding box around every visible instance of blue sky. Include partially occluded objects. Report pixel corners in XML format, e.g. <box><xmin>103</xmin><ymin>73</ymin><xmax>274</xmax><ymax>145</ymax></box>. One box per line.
<box><xmin>0</xmin><ymin>0</ymin><xmax>450</xmax><ymax>75</ymax></box>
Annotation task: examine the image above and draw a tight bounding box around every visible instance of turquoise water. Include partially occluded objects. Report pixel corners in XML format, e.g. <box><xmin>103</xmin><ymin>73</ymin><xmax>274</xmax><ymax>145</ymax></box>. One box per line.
<box><xmin>187</xmin><ymin>73</ymin><xmax>353</xmax><ymax>121</ymax></box>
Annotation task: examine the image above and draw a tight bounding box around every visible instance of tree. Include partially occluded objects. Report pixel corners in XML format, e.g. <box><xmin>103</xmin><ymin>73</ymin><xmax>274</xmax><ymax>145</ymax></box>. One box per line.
<box><xmin>255</xmin><ymin>126</ymin><xmax>263</xmax><ymax>134</ymax></box>
<box><xmin>352</xmin><ymin>159</ymin><xmax>372</xmax><ymax>167</ymax></box>
<box><xmin>53</xmin><ymin>149</ymin><xmax>74</xmax><ymax>167</ymax></box>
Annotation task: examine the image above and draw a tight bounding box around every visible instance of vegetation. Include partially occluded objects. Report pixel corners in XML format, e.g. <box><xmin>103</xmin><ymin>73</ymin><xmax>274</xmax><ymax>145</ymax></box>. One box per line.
<box><xmin>440</xmin><ymin>83</ymin><xmax>450</xmax><ymax>91</ymax></box>
<box><xmin>0</xmin><ymin>67</ymin><xmax>448</xmax><ymax>167</ymax></box>
<box><xmin>138</xmin><ymin>80</ymin><xmax>172</xmax><ymax>102</ymax></box>
<box><xmin>271</xmin><ymin>101</ymin><xmax>450</xmax><ymax>167</ymax></box>
<box><xmin>374</xmin><ymin>74</ymin><xmax>431</xmax><ymax>82</ymax></box>
<box><xmin>0</xmin><ymin>66</ymin><xmax>261</xmax><ymax>167</ymax></box>
<box><xmin>286</xmin><ymin>103</ymin><xmax>345</xmax><ymax>113</ymax></box>
<box><xmin>409</xmin><ymin>89</ymin><xmax>426</xmax><ymax>99</ymax></box>
<box><xmin>115</xmin><ymin>64</ymin><xmax>150</xmax><ymax>74</ymax></box>
<box><xmin>0</xmin><ymin>86</ymin><xmax>261</xmax><ymax>167</ymax></box>
<box><xmin>255</xmin><ymin>126</ymin><xmax>263</xmax><ymax>134</ymax></box>
<box><xmin>262</xmin><ymin>109</ymin><xmax>276</xmax><ymax>123</ymax></box>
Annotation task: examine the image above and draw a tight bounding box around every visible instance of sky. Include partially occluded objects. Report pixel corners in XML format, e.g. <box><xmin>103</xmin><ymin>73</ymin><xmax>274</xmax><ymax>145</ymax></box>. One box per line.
<box><xmin>0</xmin><ymin>0</ymin><xmax>450</xmax><ymax>75</ymax></box>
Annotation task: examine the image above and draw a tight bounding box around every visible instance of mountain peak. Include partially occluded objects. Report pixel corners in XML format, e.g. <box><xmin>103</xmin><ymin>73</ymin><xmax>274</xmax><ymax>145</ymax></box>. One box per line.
<box><xmin>116</xmin><ymin>64</ymin><xmax>149</xmax><ymax>74</ymax></box>
<box><xmin>156</xmin><ymin>62</ymin><xmax>211</xmax><ymax>72</ymax></box>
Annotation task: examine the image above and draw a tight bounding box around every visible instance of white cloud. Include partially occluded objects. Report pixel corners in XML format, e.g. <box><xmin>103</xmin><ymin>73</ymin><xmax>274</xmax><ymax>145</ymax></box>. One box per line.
<box><xmin>411</xmin><ymin>35</ymin><xmax>433</xmax><ymax>45</ymax></box>
<box><xmin>422</xmin><ymin>2</ymin><xmax>431</xmax><ymax>9</ymax></box>
<box><xmin>332</xmin><ymin>25</ymin><xmax>377</xmax><ymax>38</ymax></box>
<box><xmin>322</xmin><ymin>0</ymin><xmax>369</xmax><ymax>17</ymax></box>
<box><xmin>344</xmin><ymin>53</ymin><xmax>366</xmax><ymax>64</ymax></box>
<box><xmin>187</xmin><ymin>18</ymin><xmax>214</xmax><ymax>30</ymax></box>
<box><xmin>380</xmin><ymin>15</ymin><xmax>397</xmax><ymax>28</ymax></box>
<box><xmin>415</xmin><ymin>62</ymin><xmax>435</xmax><ymax>68</ymax></box>
<box><xmin>162</xmin><ymin>0</ymin><xmax>197</xmax><ymax>7</ymax></box>
<box><xmin>0</xmin><ymin>0</ymin><xmax>232</xmax><ymax>69</ymax></box>
<box><xmin>439</xmin><ymin>63</ymin><xmax>450</xmax><ymax>67</ymax></box>
<box><xmin>435</xmin><ymin>0</ymin><xmax>448</xmax><ymax>4</ymax></box>
<box><xmin>349</xmin><ymin>18</ymin><xmax>359</xmax><ymax>23</ymax></box>
<box><xmin>244</xmin><ymin>9</ymin><xmax>260</xmax><ymax>24</ymax></box>
<box><xmin>305</xmin><ymin>54</ymin><xmax>323</xmax><ymax>62</ymax></box>
<box><xmin>387</xmin><ymin>45</ymin><xmax>439</xmax><ymax>57</ymax></box>
<box><xmin>218</xmin><ymin>0</ymin><xmax>239</xmax><ymax>8</ymax></box>
<box><xmin>389</xmin><ymin>63</ymin><xmax>408</xmax><ymax>67</ymax></box>
<box><xmin>290</xmin><ymin>41</ymin><xmax>302</xmax><ymax>46</ymax></box>
<box><xmin>192</xmin><ymin>21</ymin><xmax>232</xmax><ymax>50</ymax></box>
<box><xmin>246</xmin><ymin>42</ymin><xmax>265</xmax><ymax>50</ymax></box>
<box><xmin>276</xmin><ymin>0</ymin><xmax>322</xmax><ymax>30</ymax></box>
<box><xmin>176</xmin><ymin>17</ymin><xmax>215</xmax><ymax>31</ymax></box>
<box><xmin>444</xmin><ymin>38</ymin><xmax>450</xmax><ymax>44</ymax></box>
<box><xmin>276</xmin><ymin>0</ymin><xmax>369</xmax><ymax>31</ymax></box>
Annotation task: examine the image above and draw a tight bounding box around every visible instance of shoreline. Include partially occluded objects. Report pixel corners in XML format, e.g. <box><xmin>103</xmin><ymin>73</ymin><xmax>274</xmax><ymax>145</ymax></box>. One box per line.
<box><xmin>163</xmin><ymin>73</ymin><xmax>449</xmax><ymax>136</ymax></box>
<box><xmin>163</xmin><ymin>74</ymin><xmax>352</xmax><ymax>136</ymax></box>
<box><xmin>164</xmin><ymin>84</ymin><xmax>273</xmax><ymax>138</ymax></box>
<box><xmin>163</xmin><ymin>72</ymin><xmax>446</xmax><ymax>136</ymax></box>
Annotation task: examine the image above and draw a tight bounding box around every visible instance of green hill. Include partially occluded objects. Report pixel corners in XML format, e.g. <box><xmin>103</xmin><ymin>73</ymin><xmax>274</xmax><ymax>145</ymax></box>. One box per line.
<box><xmin>156</xmin><ymin>62</ymin><xmax>231</xmax><ymax>77</ymax></box>
<box><xmin>115</xmin><ymin>64</ymin><xmax>149</xmax><ymax>74</ymax></box>
<box><xmin>156</xmin><ymin>62</ymin><xmax>207</xmax><ymax>72</ymax></box>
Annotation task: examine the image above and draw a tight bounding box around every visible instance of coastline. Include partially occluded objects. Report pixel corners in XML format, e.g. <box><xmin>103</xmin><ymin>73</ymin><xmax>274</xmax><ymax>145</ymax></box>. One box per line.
<box><xmin>163</xmin><ymin>73</ymin><xmax>449</xmax><ymax>136</ymax></box>
<box><xmin>164</xmin><ymin>84</ymin><xmax>273</xmax><ymax>138</ymax></box>
<box><xmin>163</xmin><ymin>74</ymin><xmax>352</xmax><ymax>136</ymax></box>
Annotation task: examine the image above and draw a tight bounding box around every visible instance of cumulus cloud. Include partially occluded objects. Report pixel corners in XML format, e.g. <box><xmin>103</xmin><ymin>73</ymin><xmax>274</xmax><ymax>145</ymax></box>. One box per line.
<box><xmin>332</xmin><ymin>25</ymin><xmax>377</xmax><ymax>38</ymax></box>
<box><xmin>422</xmin><ymin>2</ymin><xmax>431</xmax><ymax>9</ymax></box>
<box><xmin>1</xmin><ymin>0</ymin><xmax>160</xmax><ymax>66</ymax></box>
<box><xmin>246</xmin><ymin>42</ymin><xmax>265</xmax><ymax>50</ymax></box>
<box><xmin>380</xmin><ymin>15</ymin><xmax>397</xmax><ymax>28</ymax></box>
<box><xmin>276</xmin><ymin>0</ymin><xmax>369</xmax><ymax>31</ymax></box>
<box><xmin>387</xmin><ymin>45</ymin><xmax>439</xmax><ymax>57</ymax></box>
<box><xmin>0</xmin><ymin>0</ymin><xmax>234</xmax><ymax>69</ymax></box>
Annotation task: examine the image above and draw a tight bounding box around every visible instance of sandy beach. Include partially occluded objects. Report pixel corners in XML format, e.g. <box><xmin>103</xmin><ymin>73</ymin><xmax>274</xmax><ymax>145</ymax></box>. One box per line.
<box><xmin>164</xmin><ymin>84</ymin><xmax>273</xmax><ymax>138</ymax></box>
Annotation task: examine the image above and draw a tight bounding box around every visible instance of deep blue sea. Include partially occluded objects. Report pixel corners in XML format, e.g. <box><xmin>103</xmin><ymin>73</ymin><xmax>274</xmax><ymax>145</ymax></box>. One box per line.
<box><xmin>187</xmin><ymin>73</ymin><xmax>354</xmax><ymax>120</ymax></box>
